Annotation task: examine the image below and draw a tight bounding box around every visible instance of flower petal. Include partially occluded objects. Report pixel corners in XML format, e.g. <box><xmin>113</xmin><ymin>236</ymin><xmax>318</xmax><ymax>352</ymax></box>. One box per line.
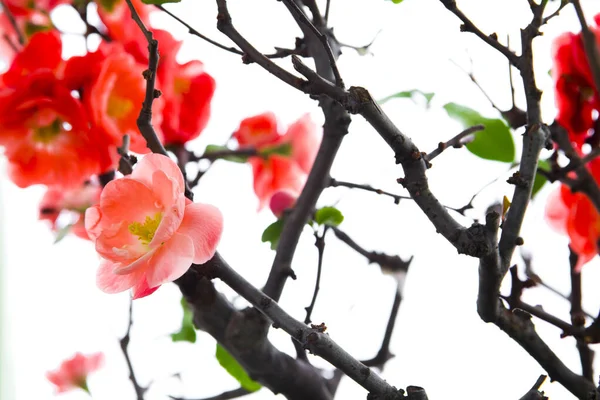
<box><xmin>177</xmin><ymin>203</ymin><xmax>223</xmax><ymax>264</ymax></box>
<box><xmin>100</xmin><ymin>178</ymin><xmax>159</xmax><ymax>222</ymax></box>
<box><xmin>131</xmin><ymin>153</ymin><xmax>184</xmax><ymax>195</ymax></box>
<box><xmin>145</xmin><ymin>232</ymin><xmax>195</xmax><ymax>288</ymax></box>
<box><xmin>96</xmin><ymin>259</ymin><xmax>143</xmax><ymax>294</ymax></box>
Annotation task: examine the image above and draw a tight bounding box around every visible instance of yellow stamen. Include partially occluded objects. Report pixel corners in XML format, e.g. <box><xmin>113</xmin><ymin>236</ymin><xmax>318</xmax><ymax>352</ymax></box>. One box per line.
<box><xmin>128</xmin><ymin>213</ymin><xmax>162</xmax><ymax>245</ymax></box>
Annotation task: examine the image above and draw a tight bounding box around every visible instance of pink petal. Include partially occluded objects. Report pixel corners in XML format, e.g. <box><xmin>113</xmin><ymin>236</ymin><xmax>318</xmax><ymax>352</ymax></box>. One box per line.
<box><xmin>131</xmin><ymin>153</ymin><xmax>184</xmax><ymax>195</ymax></box>
<box><xmin>97</xmin><ymin>259</ymin><xmax>143</xmax><ymax>294</ymax></box>
<box><xmin>94</xmin><ymin>221</ymin><xmax>147</xmax><ymax>263</ymax></box>
<box><xmin>145</xmin><ymin>232</ymin><xmax>195</xmax><ymax>288</ymax></box>
<box><xmin>177</xmin><ymin>203</ymin><xmax>223</xmax><ymax>264</ymax></box>
<box><xmin>100</xmin><ymin>178</ymin><xmax>159</xmax><ymax>222</ymax></box>
<box><xmin>132</xmin><ymin>277</ymin><xmax>160</xmax><ymax>299</ymax></box>
<box><xmin>148</xmin><ymin>171</ymin><xmax>185</xmax><ymax>247</ymax></box>
<box><xmin>84</xmin><ymin>205</ymin><xmax>102</xmax><ymax>240</ymax></box>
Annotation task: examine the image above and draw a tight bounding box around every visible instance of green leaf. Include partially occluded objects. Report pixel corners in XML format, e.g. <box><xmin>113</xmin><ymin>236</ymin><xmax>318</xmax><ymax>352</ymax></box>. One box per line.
<box><xmin>261</xmin><ymin>219</ymin><xmax>284</xmax><ymax>250</ymax></box>
<box><xmin>54</xmin><ymin>224</ymin><xmax>73</xmax><ymax>244</ymax></box>
<box><xmin>389</xmin><ymin>0</ymin><xmax>404</xmax><ymax>3</ymax></box>
<box><xmin>171</xmin><ymin>297</ymin><xmax>196</xmax><ymax>343</ymax></box>
<box><xmin>215</xmin><ymin>344</ymin><xmax>262</xmax><ymax>392</ymax></box>
<box><xmin>141</xmin><ymin>0</ymin><xmax>181</xmax><ymax>4</ymax></box>
<box><xmin>204</xmin><ymin>145</ymin><xmax>249</xmax><ymax>163</ymax></box>
<box><xmin>259</xmin><ymin>142</ymin><xmax>293</xmax><ymax>158</ymax></box>
<box><xmin>378</xmin><ymin>89</ymin><xmax>434</xmax><ymax>106</ymax></box>
<box><xmin>443</xmin><ymin>103</ymin><xmax>515</xmax><ymax>163</ymax></box>
<box><xmin>532</xmin><ymin>159</ymin><xmax>550</xmax><ymax>198</ymax></box>
<box><xmin>314</xmin><ymin>206</ymin><xmax>344</xmax><ymax>227</ymax></box>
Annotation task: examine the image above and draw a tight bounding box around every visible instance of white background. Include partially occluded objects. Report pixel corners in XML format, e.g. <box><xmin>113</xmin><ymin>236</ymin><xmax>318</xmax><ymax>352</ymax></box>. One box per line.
<box><xmin>3</xmin><ymin>0</ymin><xmax>600</xmax><ymax>399</ymax></box>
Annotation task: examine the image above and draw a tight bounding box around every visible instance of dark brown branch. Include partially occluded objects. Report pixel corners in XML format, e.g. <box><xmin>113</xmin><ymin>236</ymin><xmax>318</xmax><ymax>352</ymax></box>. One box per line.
<box><xmin>174</xmin><ymin>263</ymin><xmax>333</xmax><ymax>400</ymax></box>
<box><xmin>330</xmin><ymin>225</ymin><xmax>412</xmax><ymax>274</ymax></box>
<box><xmin>119</xmin><ymin>300</ymin><xmax>146</xmax><ymax>400</ymax></box>
<box><xmin>280</xmin><ymin>0</ymin><xmax>344</xmax><ymax>88</ymax></box>
<box><xmin>0</xmin><ymin>0</ymin><xmax>23</xmax><ymax>45</ymax></box>
<box><xmin>438</xmin><ymin>0</ymin><xmax>520</xmax><ymax>67</ymax></box>
<box><xmin>477</xmin><ymin>211</ymin><xmax>502</xmax><ymax>322</ymax></box>
<box><xmin>425</xmin><ymin>124</ymin><xmax>483</xmax><ymax>162</ymax></box>
<box><xmin>210</xmin><ymin>253</ymin><xmax>409</xmax><ymax>398</ymax></box>
<box><xmin>518</xmin><ymin>375</ymin><xmax>548</xmax><ymax>400</ymax></box>
<box><xmin>329</xmin><ymin>177</ymin><xmax>409</xmax><ymax>204</ymax></box>
<box><xmin>289</xmin><ymin>56</ymin><xmax>489</xmax><ymax>258</ymax></box>
<box><xmin>496</xmin><ymin>305</ymin><xmax>598</xmax><ymax>399</ymax></box>
<box><xmin>169</xmin><ymin>387</ymin><xmax>251</xmax><ymax>400</ymax></box>
<box><xmin>304</xmin><ymin>229</ymin><xmax>327</xmax><ymax>324</ymax></box>
<box><xmin>569</xmin><ymin>248</ymin><xmax>595</xmax><ymax>381</ymax></box>
<box><xmin>571</xmin><ymin>0</ymin><xmax>600</xmax><ymax>98</ymax></box>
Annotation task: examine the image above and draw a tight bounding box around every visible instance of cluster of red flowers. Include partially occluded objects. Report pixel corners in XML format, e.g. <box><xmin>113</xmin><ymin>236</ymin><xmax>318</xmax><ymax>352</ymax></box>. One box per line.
<box><xmin>0</xmin><ymin>0</ymin><xmax>215</xmax><ymax>239</ymax></box>
<box><xmin>547</xmin><ymin>13</ymin><xmax>600</xmax><ymax>270</ymax></box>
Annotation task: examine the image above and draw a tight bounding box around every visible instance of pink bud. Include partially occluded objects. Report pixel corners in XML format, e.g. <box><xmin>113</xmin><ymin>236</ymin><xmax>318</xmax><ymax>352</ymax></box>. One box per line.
<box><xmin>269</xmin><ymin>190</ymin><xmax>298</xmax><ymax>218</ymax></box>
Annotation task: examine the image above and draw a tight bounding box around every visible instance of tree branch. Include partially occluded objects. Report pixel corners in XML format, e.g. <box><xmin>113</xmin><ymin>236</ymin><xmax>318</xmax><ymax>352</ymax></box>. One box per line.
<box><xmin>518</xmin><ymin>375</ymin><xmax>548</xmax><ymax>400</ymax></box>
<box><xmin>170</xmin><ymin>387</ymin><xmax>251</xmax><ymax>400</ymax></box>
<box><xmin>438</xmin><ymin>0</ymin><xmax>520</xmax><ymax>67</ymax></box>
<box><xmin>119</xmin><ymin>300</ymin><xmax>146</xmax><ymax>400</ymax></box>
<box><xmin>569</xmin><ymin>248</ymin><xmax>595</xmax><ymax>381</ymax></box>
<box><xmin>329</xmin><ymin>177</ymin><xmax>409</xmax><ymax>204</ymax></box>
<box><xmin>304</xmin><ymin>229</ymin><xmax>327</xmax><ymax>324</ymax></box>
<box><xmin>425</xmin><ymin>124</ymin><xmax>483</xmax><ymax>162</ymax></box>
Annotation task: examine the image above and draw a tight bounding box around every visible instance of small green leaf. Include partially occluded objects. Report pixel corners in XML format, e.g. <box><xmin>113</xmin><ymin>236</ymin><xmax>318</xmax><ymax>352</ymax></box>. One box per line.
<box><xmin>171</xmin><ymin>297</ymin><xmax>196</xmax><ymax>343</ymax></box>
<box><xmin>314</xmin><ymin>206</ymin><xmax>344</xmax><ymax>227</ymax></box>
<box><xmin>141</xmin><ymin>0</ymin><xmax>181</xmax><ymax>5</ymax></box>
<box><xmin>532</xmin><ymin>159</ymin><xmax>550</xmax><ymax>198</ymax></box>
<box><xmin>378</xmin><ymin>89</ymin><xmax>434</xmax><ymax>107</ymax></box>
<box><xmin>443</xmin><ymin>103</ymin><xmax>515</xmax><ymax>163</ymax></box>
<box><xmin>389</xmin><ymin>0</ymin><xmax>404</xmax><ymax>3</ymax></box>
<box><xmin>216</xmin><ymin>344</ymin><xmax>262</xmax><ymax>392</ymax></box>
<box><xmin>259</xmin><ymin>142</ymin><xmax>293</xmax><ymax>158</ymax></box>
<box><xmin>204</xmin><ymin>145</ymin><xmax>248</xmax><ymax>163</ymax></box>
<box><xmin>261</xmin><ymin>219</ymin><xmax>284</xmax><ymax>250</ymax></box>
<box><xmin>54</xmin><ymin>224</ymin><xmax>73</xmax><ymax>244</ymax></box>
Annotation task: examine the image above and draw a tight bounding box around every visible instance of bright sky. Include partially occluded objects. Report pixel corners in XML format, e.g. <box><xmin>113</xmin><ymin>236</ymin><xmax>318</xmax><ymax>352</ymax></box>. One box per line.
<box><xmin>3</xmin><ymin>0</ymin><xmax>600</xmax><ymax>399</ymax></box>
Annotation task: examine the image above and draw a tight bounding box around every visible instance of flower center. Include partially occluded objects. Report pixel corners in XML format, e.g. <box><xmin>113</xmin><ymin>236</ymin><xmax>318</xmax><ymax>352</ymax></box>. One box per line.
<box><xmin>128</xmin><ymin>213</ymin><xmax>162</xmax><ymax>245</ymax></box>
<box><xmin>33</xmin><ymin>119</ymin><xmax>62</xmax><ymax>143</ymax></box>
<box><xmin>107</xmin><ymin>95</ymin><xmax>133</xmax><ymax>119</ymax></box>
<box><xmin>174</xmin><ymin>77</ymin><xmax>191</xmax><ymax>96</ymax></box>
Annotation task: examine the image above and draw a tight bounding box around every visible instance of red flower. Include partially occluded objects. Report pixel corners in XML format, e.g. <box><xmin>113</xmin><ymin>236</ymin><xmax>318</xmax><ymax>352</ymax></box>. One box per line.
<box><xmin>552</xmin><ymin>15</ymin><xmax>600</xmax><ymax>147</ymax></box>
<box><xmin>97</xmin><ymin>0</ymin><xmax>151</xmax><ymax>45</ymax></box>
<box><xmin>46</xmin><ymin>352</ymin><xmax>103</xmax><ymax>394</ymax></box>
<box><xmin>545</xmin><ymin>158</ymin><xmax>600</xmax><ymax>270</ymax></box>
<box><xmin>234</xmin><ymin>113</ymin><xmax>321</xmax><ymax>208</ymax></box>
<box><xmin>87</xmin><ymin>50</ymin><xmax>164</xmax><ymax>153</ymax></box>
<box><xmin>161</xmin><ymin>60</ymin><xmax>215</xmax><ymax>145</ymax></box>
<box><xmin>0</xmin><ymin>71</ymin><xmax>106</xmax><ymax>188</ymax></box>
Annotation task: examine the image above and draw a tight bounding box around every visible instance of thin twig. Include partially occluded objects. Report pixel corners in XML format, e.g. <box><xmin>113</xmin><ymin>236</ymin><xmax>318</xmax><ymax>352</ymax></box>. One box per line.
<box><xmin>324</xmin><ymin>0</ymin><xmax>331</xmax><ymax>22</ymax></box>
<box><xmin>190</xmin><ymin>147</ymin><xmax>259</xmax><ymax>162</ymax></box>
<box><xmin>330</xmin><ymin>225</ymin><xmax>412</xmax><ymax>274</ymax></box>
<box><xmin>425</xmin><ymin>124</ymin><xmax>483</xmax><ymax>162</ymax></box>
<box><xmin>439</xmin><ymin>0</ymin><xmax>520</xmax><ymax>67</ymax></box>
<box><xmin>119</xmin><ymin>300</ymin><xmax>146</xmax><ymax>400</ymax></box>
<box><xmin>304</xmin><ymin>228</ymin><xmax>328</xmax><ymax>324</ymax></box>
<box><xmin>518</xmin><ymin>375</ymin><xmax>548</xmax><ymax>400</ymax></box>
<box><xmin>155</xmin><ymin>4</ymin><xmax>300</xmax><ymax>59</ymax></box>
<box><xmin>362</xmin><ymin>282</ymin><xmax>403</xmax><ymax>371</ymax></box>
<box><xmin>0</xmin><ymin>0</ymin><xmax>24</xmax><ymax>45</ymax></box>
<box><xmin>329</xmin><ymin>177</ymin><xmax>409</xmax><ymax>204</ymax></box>
<box><xmin>568</xmin><ymin>247</ymin><xmax>595</xmax><ymax>381</ymax></box>
<box><xmin>169</xmin><ymin>387</ymin><xmax>251</xmax><ymax>400</ymax></box>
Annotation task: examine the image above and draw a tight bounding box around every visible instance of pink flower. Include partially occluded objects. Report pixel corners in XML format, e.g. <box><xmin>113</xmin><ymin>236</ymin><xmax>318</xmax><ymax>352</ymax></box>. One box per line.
<box><xmin>39</xmin><ymin>181</ymin><xmax>102</xmax><ymax>240</ymax></box>
<box><xmin>85</xmin><ymin>154</ymin><xmax>223</xmax><ymax>299</ymax></box>
<box><xmin>46</xmin><ymin>352</ymin><xmax>103</xmax><ymax>394</ymax></box>
<box><xmin>269</xmin><ymin>190</ymin><xmax>298</xmax><ymax>218</ymax></box>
